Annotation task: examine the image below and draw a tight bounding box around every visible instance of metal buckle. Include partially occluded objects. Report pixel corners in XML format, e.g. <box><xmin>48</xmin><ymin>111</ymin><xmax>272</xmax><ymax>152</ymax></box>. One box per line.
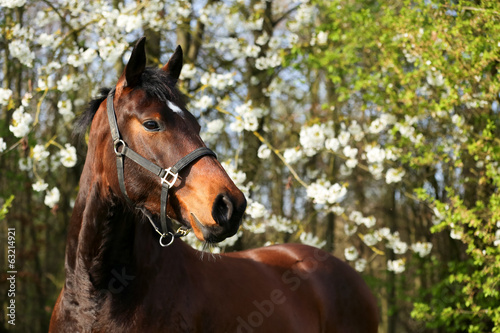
<box><xmin>114</xmin><ymin>139</ymin><xmax>126</xmax><ymax>156</ymax></box>
<box><xmin>161</xmin><ymin>167</ymin><xmax>178</xmax><ymax>187</ymax></box>
<box><xmin>176</xmin><ymin>226</ymin><xmax>190</xmax><ymax>237</ymax></box>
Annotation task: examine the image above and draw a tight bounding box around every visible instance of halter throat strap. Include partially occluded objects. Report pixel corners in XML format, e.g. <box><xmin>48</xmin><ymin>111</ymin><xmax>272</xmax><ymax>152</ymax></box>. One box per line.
<box><xmin>106</xmin><ymin>89</ymin><xmax>216</xmax><ymax>246</ymax></box>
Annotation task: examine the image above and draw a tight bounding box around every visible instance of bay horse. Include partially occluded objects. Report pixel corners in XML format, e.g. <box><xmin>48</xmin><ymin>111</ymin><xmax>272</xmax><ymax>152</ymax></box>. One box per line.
<box><xmin>49</xmin><ymin>37</ymin><xmax>378</xmax><ymax>332</ymax></box>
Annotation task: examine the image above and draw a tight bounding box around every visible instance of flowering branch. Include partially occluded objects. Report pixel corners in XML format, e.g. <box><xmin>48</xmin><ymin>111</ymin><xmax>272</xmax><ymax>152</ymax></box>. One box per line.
<box><xmin>251</xmin><ymin>131</ymin><xmax>308</xmax><ymax>188</ymax></box>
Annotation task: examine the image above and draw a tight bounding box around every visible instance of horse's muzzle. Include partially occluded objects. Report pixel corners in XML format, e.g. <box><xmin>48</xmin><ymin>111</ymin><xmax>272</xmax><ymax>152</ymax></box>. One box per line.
<box><xmin>192</xmin><ymin>193</ymin><xmax>246</xmax><ymax>243</ymax></box>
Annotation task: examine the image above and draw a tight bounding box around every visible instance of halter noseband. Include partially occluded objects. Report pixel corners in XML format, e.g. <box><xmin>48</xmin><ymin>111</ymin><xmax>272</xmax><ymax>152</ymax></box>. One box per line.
<box><xmin>106</xmin><ymin>89</ymin><xmax>216</xmax><ymax>247</ymax></box>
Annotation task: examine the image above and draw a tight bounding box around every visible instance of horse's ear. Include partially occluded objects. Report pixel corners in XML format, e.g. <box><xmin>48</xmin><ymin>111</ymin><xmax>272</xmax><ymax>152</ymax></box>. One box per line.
<box><xmin>124</xmin><ymin>37</ymin><xmax>147</xmax><ymax>87</ymax></box>
<box><xmin>161</xmin><ymin>45</ymin><xmax>183</xmax><ymax>82</ymax></box>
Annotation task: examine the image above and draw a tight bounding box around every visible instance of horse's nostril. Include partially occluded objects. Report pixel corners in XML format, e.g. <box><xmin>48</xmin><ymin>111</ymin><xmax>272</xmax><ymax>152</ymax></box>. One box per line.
<box><xmin>212</xmin><ymin>194</ymin><xmax>234</xmax><ymax>226</ymax></box>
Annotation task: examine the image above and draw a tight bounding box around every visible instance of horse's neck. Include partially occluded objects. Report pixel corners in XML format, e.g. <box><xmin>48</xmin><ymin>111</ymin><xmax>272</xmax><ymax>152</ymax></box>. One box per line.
<box><xmin>63</xmin><ymin>179</ymin><xmax>190</xmax><ymax>310</ymax></box>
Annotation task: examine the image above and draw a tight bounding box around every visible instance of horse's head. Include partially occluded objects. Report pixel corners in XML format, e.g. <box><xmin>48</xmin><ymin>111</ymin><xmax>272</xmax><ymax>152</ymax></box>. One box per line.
<box><xmin>89</xmin><ymin>37</ymin><xmax>246</xmax><ymax>243</ymax></box>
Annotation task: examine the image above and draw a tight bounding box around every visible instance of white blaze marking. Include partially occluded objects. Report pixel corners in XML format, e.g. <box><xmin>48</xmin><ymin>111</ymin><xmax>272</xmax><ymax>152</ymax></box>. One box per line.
<box><xmin>167</xmin><ymin>100</ymin><xmax>184</xmax><ymax>116</ymax></box>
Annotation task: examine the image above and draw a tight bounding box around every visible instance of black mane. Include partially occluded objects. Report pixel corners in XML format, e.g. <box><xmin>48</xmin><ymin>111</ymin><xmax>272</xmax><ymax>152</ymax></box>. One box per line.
<box><xmin>73</xmin><ymin>67</ymin><xmax>185</xmax><ymax>142</ymax></box>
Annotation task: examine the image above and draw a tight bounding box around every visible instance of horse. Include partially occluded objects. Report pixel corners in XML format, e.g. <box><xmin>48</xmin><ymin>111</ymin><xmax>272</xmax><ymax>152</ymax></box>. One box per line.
<box><xmin>49</xmin><ymin>37</ymin><xmax>378</xmax><ymax>332</ymax></box>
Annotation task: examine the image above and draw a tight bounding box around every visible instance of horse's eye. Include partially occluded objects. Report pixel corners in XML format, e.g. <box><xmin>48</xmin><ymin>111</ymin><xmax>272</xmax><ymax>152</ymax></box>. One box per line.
<box><xmin>143</xmin><ymin>120</ymin><xmax>160</xmax><ymax>131</ymax></box>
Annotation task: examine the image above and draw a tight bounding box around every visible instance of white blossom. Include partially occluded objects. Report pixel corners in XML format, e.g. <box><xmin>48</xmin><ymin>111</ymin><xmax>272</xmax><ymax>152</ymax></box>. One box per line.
<box><xmin>361</xmin><ymin>216</ymin><xmax>377</xmax><ymax>228</ymax></box>
<box><xmin>268</xmin><ymin>36</ymin><xmax>281</xmax><ymax>49</ymax></box>
<box><xmin>117</xmin><ymin>13</ymin><xmax>143</xmax><ymax>32</ymax></box>
<box><xmin>257</xmin><ymin>144</ymin><xmax>271</xmax><ymax>159</ymax></box>
<box><xmin>67</xmin><ymin>48</ymin><xmax>97</xmax><ymax>67</ymax></box>
<box><xmin>21</xmin><ymin>92</ymin><xmax>31</xmax><ymax>107</ymax></box>
<box><xmin>392</xmin><ymin>240</ymin><xmax>408</xmax><ymax>254</ymax></box>
<box><xmin>344</xmin><ymin>223</ymin><xmax>357</xmax><ymax>236</ymax></box>
<box><xmin>325</xmin><ymin>137</ymin><xmax>340</xmax><ymax>152</ymax></box>
<box><xmin>362</xmin><ymin>233</ymin><xmax>379</xmax><ymax>246</ymax></box>
<box><xmin>345</xmin><ymin>158</ymin><xmax>358</xmax><ymax>169</ymax></box>
<box><xmin>411</xmin><ymin>242</ymin><xmax>433</xmax><ymax>257</ymax></box>
<box><xmin>450</xmin><ymin>229</ymin><xmax>462</xmax><ymax>240</ymax></box>
<box><xmin>255</xmin><ymin>32</ymin><xmax>269</xmax><ymax>45</ymax></box>
<box><xmin>19</xmin><ymin>157</ymin><xmax>32</xmax><ymax>171</ymax></box>
<box><xmin>246</xmin><ymin>201</ymin><xmax>267</xmax><ymax>219</ymax></box>
<box><xmin>344</xmin><ymin>246</ymin><xmax>359</xmax><ymax>261</ymax></box>
<box><xmin>37</xmin><ymin>76</ymin><xmax>55</xmax><ymax>90</ymax></box>
<box><xmin>206</xmin><ymin>119</ymin><xmax>224</xmax><ymax>134</ymax></box>
<box><xmin>37</xmin><ymin>33</ymin><xmax>58</xmax><ymax>48</ymax></box>
<box><xmin>0</xmin><ymin>137</ymin><xmax>6</xmax><ymax>153</ymax></box>
<box><xmin>57</xmin><ymin>75</ymin><xmax>77</xmax><ymax>92</ymax></box>
<box><xmin>385</xmin><ymin>168</ymin><xmax>406</xmax><ymax>184</ymax></box>
<box><xmin>243</xmin><ymin>219</ymin><xmax>266</xmax><ymax>234</ymax></box>
<box><xmin>255</xmin><ymin>52</ymin><xmax>282</xmax><ymax>70</ymax></box>
<box><xmin>192</xmin><ymin>95</ymin><xmax>213</xmax><ymax>110</ymax></box>
<box><xmin>426</xmin><ymin>71</ymin><xmax>445</xmax><ymax>86</ymax></box>
<box><xmin>355</xmin><ymin>258</ymin><xmax>367</xmax><ymax>272</ymax></box>
<box><xmin>0</xmin><ymin>0</ymin><xmax>27</xmax><ymax>8</ymax></box>
<box><xmin>229</xmin><ymin>118</ymin><xmax>244</xmax><ymax>133</ymax></box>
<box><xmin>98</xmin><ymin>38</ymin><xmax>127</xmax><ymax>63</ymax></box>
<box><xmin>59</xmin><ymin>144</ymin><xmax>77</xmax><ymax>168</ymax></box>
<box><xmin>241</xmin><ymin>113</ymin><xmax>259</xmax><ymax>131</ymax></box>
<box><xmin>343</xmin><ymin>145</ymin><xmax>358</xmax><ymax>159</ymax></box>
<box><xmin>9</xmin><ymin>106</ymin><xmax>32</xmax><ymax>138</ymax></box>
<box><xmin>179</xmin><ymin>63</ymin><xmax>197</xmax><ymax>80</ymax></box>
<box><xmin>386</xmin><ymin>148</ymin><xmax>401</xmax><ymax>161</ymax></box>
<box><xmin>268</xmin><ymin>215</ymin><xmax>296</xmax><ymax>233</ymax></box>
<box><xmin>349</xmin><ymin>211</ymin><xmax>364</xmax><ymax>225</ymax></box>
<box><xmin>316</xmin><ymin>31</ymin><xmax>328</xmax><ymax>45</ymax></box>
<box><xmin>9</xmin><ymin>40</ymin><xmax>35</xmax><ymax>67</ymax></box>
<box><xmin>290</xmin><ymin>4</ymin><xmax>315</xmax><ymax>32</ymax></box>
<box><xmin>307</xmin><ymin>179</ymin><xmax>347</xmax><ymax>205</ymax></box>
<box><xmin>368</xmin><ymin>163</ymin><xmax>384</xmax><ymax>180</ymax></box>
<box><xmin>245</xmin><ymin>44</ymin><xmax>261</xmax><ymax>58</ymax></box>
<box><xmin>377</xmin><ymin>227</ymin><xmax>392</xmax><ymax>239</ymax></box>
<box><xmin>233</xmin><ymin>100</ymin><xmax>266</xmax><ymax>132</ymax></box>
<box><xmin>381</xmin><ymin>113</ymin><xmax>397</xmax><ymax>126</ymax></box>
<box><xmin>300</xmin><ymin>124</ymin><xmax>327</xmax><ymax>156</ymax></box>
<box><xmin>32</xmin><ymin>179</ymin><xmax>49</xmax><ymax>192</ymax></box>
<box><xmin>57</xmin><ymin>100</ymin><xmax>74</xmax><ymax>122</ymax></box>
<box><xmin>44</xmin><ymin>187</ymin><xmax>60</xmax><ymax>208</ymax></box>
<box><xmin>452</xmin><ymin>114</ymin><xmax>464</xmax><ymax>127</ymax></box>
<box><xmin>330</xmin><ymin>205</ymin><xmax>345</xmax><ymax>216</ymax></box>
<box><xmin>200</xmin><ymin>72</ymin><xmax>234</xmax><ymax>90</ymax></box>
<box><xmin>348</xmin><ymin>121</ymin><xmax>364</xmax><ymax>141</ymax></box>
<box><xmin>0</xmin><ymin>88</ymin><xmax>12</xmax><ymax>106</ymax></box>
<box><xmin>337</xmin><ymin>130</ymin><xmax>351</xmax><ymax>146</ymax></box>
<box><xmin>32</xmin><ymin>144</ymin><xmax>49</xmax><ymax>161</ymax></box>
<box><xmin>369</xmin><ymin>117</ymin><xmax>388</xmax><ymax>134</ymax></box>
<box><xmin>245</xmin><ymin>17</ymin><xmax>263</xmax><ymax>31</ymax></box>
<box><xmin>387</xmin><ymin>259</ymin><xmax>405</xmax><ymax>273</ymax></box>
<box><xmin>494</xmin><ymin>230</ymin><xmax>500</xmax><ymax>247</ymax></box>
<box><xmin>385</xmin><ymin>231</ymin><xmax>402</xmax><ymax>250</ymax></box>
<box><xmin>366</xmin><ymin>145</ymin><xmax>386</xmax><ymax>164</ymax></box>
<box><xmin>299</xmin><ymin>232</ymin><xmax>326</xmax><ymax>248</ymax></box>
<box><xmin>283</xmin><ymin>148</ymin><xmax>302</xmax><ymax>164</ymax></box>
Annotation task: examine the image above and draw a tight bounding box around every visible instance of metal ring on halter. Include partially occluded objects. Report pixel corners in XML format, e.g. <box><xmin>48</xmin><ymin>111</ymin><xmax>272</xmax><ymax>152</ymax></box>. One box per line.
<box><xmin>114</xmin><ymin>139</ymin><xmax>127</xmax><ymax>155</ymax></box>
<box><xmin>159</xmin><ymin>232</ymin><xmax>175</xmax><ymax>247</ymax></box>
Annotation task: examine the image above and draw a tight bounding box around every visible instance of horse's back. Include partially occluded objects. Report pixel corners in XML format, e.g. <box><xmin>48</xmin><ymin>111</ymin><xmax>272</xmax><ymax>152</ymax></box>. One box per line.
<box><xmin>228</xmin><ymin>243</ymin><xmax>378</xmax><ymax>333</ymax></box>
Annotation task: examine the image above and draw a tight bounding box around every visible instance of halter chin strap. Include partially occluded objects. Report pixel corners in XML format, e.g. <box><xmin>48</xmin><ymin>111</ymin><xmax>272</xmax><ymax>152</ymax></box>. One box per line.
<box><xmin>106</xmin><ymin>89</ymin><xmax>217</xmax><ymax>247</ymax></box>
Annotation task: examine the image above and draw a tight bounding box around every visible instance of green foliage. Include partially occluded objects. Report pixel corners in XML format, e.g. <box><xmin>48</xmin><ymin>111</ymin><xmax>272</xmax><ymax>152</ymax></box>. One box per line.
<box><xmin>307</xmin><ymin>0</ymin><xmax>500</xmax><ymax>331</ymax></box>
<box><xmin>0</xmin><ymin>195</ymin><xmax>14</xmax><ymax>220</ymax></box>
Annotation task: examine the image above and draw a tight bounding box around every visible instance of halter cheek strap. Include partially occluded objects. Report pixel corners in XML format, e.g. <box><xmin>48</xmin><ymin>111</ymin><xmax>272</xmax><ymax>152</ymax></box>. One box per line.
<box><xmin>106</xmin><ymin>89</ymin><xmax>216</xmax><ymax>247</ymax></box>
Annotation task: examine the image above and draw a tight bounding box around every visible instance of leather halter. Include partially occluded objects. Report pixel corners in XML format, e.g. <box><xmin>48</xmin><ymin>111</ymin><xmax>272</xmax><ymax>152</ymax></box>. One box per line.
<box><xmin>106</xmin><ymin>89</ymin><xmax>216</xmax><ymax>247</ymax></box>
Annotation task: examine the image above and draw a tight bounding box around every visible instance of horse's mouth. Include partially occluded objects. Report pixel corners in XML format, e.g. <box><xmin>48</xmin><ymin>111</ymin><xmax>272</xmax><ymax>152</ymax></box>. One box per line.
<box><xmin>190</xmin><ymin>212</ymin><xmax>237</xmax><ymax>243</ymax></box>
